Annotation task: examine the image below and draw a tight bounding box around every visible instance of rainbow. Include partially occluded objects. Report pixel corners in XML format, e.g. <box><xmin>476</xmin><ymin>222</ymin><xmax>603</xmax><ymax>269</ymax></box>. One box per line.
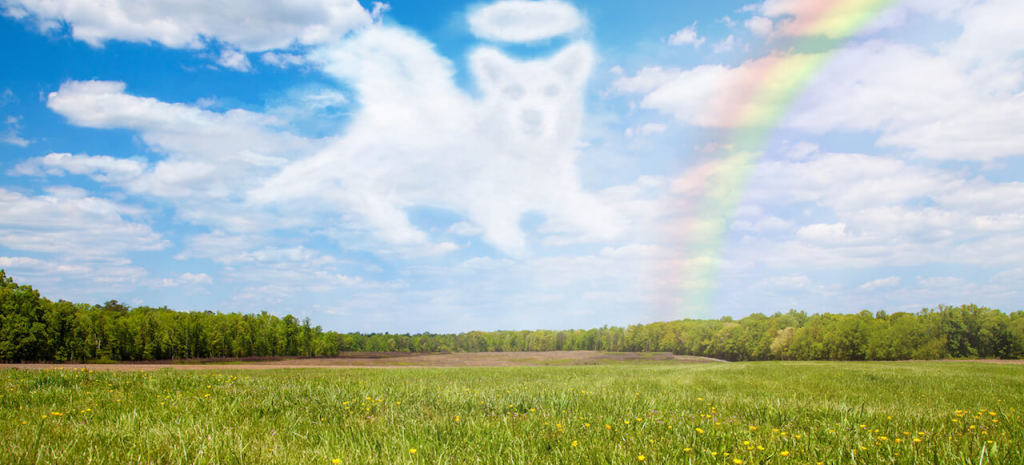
<box><xmin>671</xmin><ymin>0</ymin><xmax>899</xmax><ymax>318</ymax></box>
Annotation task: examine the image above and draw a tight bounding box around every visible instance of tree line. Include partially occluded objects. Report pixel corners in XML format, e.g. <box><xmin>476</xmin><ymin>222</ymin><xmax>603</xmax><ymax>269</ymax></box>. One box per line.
<box><xmin>2</xmin><ymin>270</ymin><xmax>1022</xmax><ymax>362</ymax></box>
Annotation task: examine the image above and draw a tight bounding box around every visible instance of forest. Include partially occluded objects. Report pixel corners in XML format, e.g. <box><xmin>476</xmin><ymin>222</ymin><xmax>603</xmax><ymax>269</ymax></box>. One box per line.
<box><xmin>2</xmin><ymin>270</ymin><xmax>1023</xmax><ymax>362</ymax></box>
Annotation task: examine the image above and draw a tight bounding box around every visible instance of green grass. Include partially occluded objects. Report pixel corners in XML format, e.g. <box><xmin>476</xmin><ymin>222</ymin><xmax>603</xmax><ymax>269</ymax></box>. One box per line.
<box><xmin>2</xmin><ymin>362</ymin><xmax>1022</xmax><ymax>464</ymax></box>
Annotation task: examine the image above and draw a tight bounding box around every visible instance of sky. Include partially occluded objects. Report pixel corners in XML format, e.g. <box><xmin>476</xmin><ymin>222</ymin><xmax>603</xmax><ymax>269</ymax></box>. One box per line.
<box><xmin>0</xmin><ymin>0</ymin><xmax>1022</xmax><ymax>333</ymax></box>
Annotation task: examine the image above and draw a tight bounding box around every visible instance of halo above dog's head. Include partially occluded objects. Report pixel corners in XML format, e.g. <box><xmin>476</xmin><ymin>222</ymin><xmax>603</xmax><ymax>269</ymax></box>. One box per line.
<box><xmin>468</xmin><ymin>0</ymin><xmax>584</xmax><ymax>43</ymax></box>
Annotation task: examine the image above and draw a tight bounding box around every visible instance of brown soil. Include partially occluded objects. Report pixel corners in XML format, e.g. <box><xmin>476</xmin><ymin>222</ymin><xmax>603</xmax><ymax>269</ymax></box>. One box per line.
<box><xmin>0</xmin><ymin>351</ymin><xmax>723</xmax><ymax>371</ymax></box>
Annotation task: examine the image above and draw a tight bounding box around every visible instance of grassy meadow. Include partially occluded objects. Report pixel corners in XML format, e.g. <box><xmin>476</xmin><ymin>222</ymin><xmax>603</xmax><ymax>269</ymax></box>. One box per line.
<box><xmin>2</xmin><ymin>362</ymin><xmax>1022</xmax><ymax>464</ymax></box>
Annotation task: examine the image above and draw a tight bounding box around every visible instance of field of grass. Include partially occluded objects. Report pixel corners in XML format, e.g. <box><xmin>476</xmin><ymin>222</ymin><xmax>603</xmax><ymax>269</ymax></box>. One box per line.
<box><xmin>2</xmin><ymin>362</ymin><xmax>1021</xmax><ymax>464</ymax></box>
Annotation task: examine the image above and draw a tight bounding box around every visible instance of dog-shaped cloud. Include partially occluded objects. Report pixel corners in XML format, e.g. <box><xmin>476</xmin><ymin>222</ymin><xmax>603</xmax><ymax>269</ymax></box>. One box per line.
<box><xmin>252</xmin><ymin>21</ymin><xmax>622</xmax><ymax>257</ymax></box>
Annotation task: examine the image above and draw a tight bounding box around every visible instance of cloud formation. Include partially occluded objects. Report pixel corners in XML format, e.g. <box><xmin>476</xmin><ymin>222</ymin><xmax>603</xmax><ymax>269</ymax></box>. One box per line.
<box><xmin>254</xmin><ymin>26</ymin><xmax>621</xmax><ymax>256</ymax></box>
<box><xmin>665</xmin><ymin>22</ymin><xmax>705</xmax><ymax>48</ymax></box>
<box><xmin>0</xmin><ymin>186</ymin><xmax>168</xmax><ymax>257</ymax></box>
<box><xmin>613</xmin><ymin>0</ymin><xmax>1024</xmax><ymax>161</ymax></box>
<box><xmin>467</xmin><ymin>0</ymin><xmax>584</xmax><ymax>43</ymax></box>
<box><xmin>2</xmin><ymin>0</ymin><xmax>372</xmax><ymax>51</ymax></box>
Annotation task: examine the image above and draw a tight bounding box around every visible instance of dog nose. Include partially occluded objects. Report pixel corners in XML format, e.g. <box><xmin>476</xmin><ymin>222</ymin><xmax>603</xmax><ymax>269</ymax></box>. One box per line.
<box><xmin>521</xmin><ymin>110</ymin><xmax>544</xmax><ymax>133</ymax></box>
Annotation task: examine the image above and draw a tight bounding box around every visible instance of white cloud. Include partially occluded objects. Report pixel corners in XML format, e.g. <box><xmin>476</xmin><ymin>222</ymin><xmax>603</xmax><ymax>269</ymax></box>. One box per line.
<box><xmin>448</xmin><ymin>221</ymin><xmax>483</xmax><ymax>236</ymax></box>
<box><xmin>752</xmin><ymin>275</ymin><xmax>811</xmax><ymax>291</ymax></box>
<box><xmin>859</xmin><ymin>276</ymin><xmax>900</xmax><ymax>291</ymax></box>
<box><xmin>2</xmin><ymin>114</ymin><xmax>30</xmax><ymax>146</ymax></box>
<box><xmin>610</xmin><ymin>53</ymin><xmax>828</xmax><ymax>128</ymax></box>
<box><xmin>599</xmin><ymin>244</ymin><xmax>660</xmax><ymax>258</ymax></box>
<box><xmin>916</xmin><ymin>276</ymin><xmax>964</xmax><ymax>288</ymax></box>
<box><xmin>175</xmin><ymin>233</ymin><xmax>345</xmax><ymax>267</ymax></box>
<box><xmin>13</xmin><ymin>152</ymin><xmax>146</xmax><ymax>182</ymax></box>
<box><xmin>712</xmin><ymin>34</ymin><xmax>736</xmax><ymax>53</ymax></box>
<box><xmin>217</xmin><ymin>48</ymin><xmax>251</xmax><ymax>71</ymax></box>
<box><xmin>624</xmin><ymin>123</ymin><xmax>666</xmax><ymax>137</ymax></box>
<box><xmin>178</xmin><ymin>272</ymin><xmax>212</xmax><ymax>284</ymax></box>
<box><xmin>991</xmin><ymin>268</ymin><xmax>1024</xmax><ymax>286</ymax></box>
<box><xmin>159</xmin><ymin>272</ymin><xmax>213</xmax><ymax>287</ymax></box>
<box><xmin>3</xmin><ymin>0</ymin><xmax>371</xmax><ymax>51</ymax></box>
<box><xmin>0</xmin><ymin>256</ymin><xmax>90</xmax><ymax>274</ymax></box>
<box><xmin>0</xmin><ymin>186</ymin><xmax>168</xmax><ymax>257</ymax></box>
<box><xmin>612</xmin><ymin>34</ymin><xmax>1024</xmax><ymax>160</ymax></box>
<box><xmin>609</xmin><ymin>0</ymin><xmax>1024</xmax><ymax>161</ymax></box>
<box><xmin>665</xmin><ymin>22</ymin><xmax>705</xmax><ymax>48</ymax></box>
<box><xmin>744</xmin><ymin>16</ymin><xmax>773</xmax><ymax>36</ymax></box>
<box><xmin>224</xmin><ymin>257</ymin><xmax>406</xmax><ymax>298</ymax></box>
<box><xmin>460</xmin><ymin>256</ymin><xmax>515</xmax><ymax>270</ymax></box>
<box><xmin>730</xmin><ymin>208</ymin><xmax>792</xmax><ymax>232</ymax></box>
<box><xmin>0</xmin><ymin>254</ymin><xmax>149</xmax><ymax>299</ymax></box>
<box><xmin>754</xmin><ymin>0</ymin><xmax>975</xmax><ymax>39</ymax></box>
<box><xmin>933</xmin><ymin>179</ymin><xmax>1024</xmax><ymax>215</ymax></box>
<box><xmin>43</xmin><ymin>81</ymin><xmax>319</xmax><ymax>233</ymax></box>
<box><xmin>0</xmin><ymin>88</ymin><xmax>15</xmax><ymax>105</ymax></box>
<box><xmin>467</xmin><ymin>0</ymin><xmax>584</xmax><ymax>43</ymax></box>
<box><xmin>174</xmin><ymin>231</ymin><xmax>263</xmax><ymax>264</ymax></box>
<box><xmin>47</xmin><ymin>81</ymin><xmax>313</xmax><ymax>165</ymax></box>
<box><xmin>261</xmin><ymin>52</ymin><xmax>307</xmax><ymax>68</ymax></box>
<box><xmin>668</xmin><ymin>146</ymin><xmax>1024</xmax><ymax>270</ymax></box>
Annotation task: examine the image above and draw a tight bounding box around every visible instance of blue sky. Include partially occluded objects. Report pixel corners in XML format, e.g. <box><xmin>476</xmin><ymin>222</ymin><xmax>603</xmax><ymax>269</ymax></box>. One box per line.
<box><xmin>1</xmin><ymin>0</ymin><xmax>1022</xmax><ymax>333</ymax></box>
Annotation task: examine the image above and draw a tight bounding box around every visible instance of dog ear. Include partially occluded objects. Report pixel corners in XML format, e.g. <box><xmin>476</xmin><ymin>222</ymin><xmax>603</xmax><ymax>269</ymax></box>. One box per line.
<box><xmin>550</xmin><ymin>42</ymin><xmax>594</xmax><ymax>86</ymax></box>
<box><xmin>470</xmin><ymin>47</ymin><xmax>515</xmax><ymax>94</ymax></box>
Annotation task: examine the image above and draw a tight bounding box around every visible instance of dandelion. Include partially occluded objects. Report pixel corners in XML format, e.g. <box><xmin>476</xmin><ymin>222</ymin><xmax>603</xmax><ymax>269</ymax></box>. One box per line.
<box><xmin>572</xmin><ymin>441</ymin><xmax>578</xmax><ymax>447</ymax></box>
<box><xmin>332</xmin><ymin>460</ymin><xmax>341</xmax><ymax>464</ymax></box>
<box><xmin>637</xmin><ymin>455</ymin><xmax>645</xmax><ymax>461</ymax></box>
<box><xmin>780</xmin><ymin>451</ymin><xmax>790</xmax><ymax>457</ymax></box>
<box><xmin>409</xmin><ymin>448</ymin><xmax>417</xmax><ymax>454</ymax></box>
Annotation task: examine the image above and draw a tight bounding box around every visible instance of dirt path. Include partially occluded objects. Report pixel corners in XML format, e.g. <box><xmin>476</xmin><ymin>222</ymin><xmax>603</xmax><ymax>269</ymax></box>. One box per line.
<box><xmin>0</xmin><ymin>351</ymin><xmax>722</xmax><ymax>371</ymax></box>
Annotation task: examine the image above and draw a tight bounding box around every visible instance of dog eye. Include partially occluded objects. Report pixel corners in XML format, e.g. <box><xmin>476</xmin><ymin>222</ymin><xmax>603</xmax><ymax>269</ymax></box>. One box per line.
<box><xmin>502</xmin><ymin>85</ymin><xmax>525</xmax><ymax>100</ymax></box>
<box><xmin>544</xmin><ymin>85</ymin><xmax>561</xmax><ymax>97</ymax></box>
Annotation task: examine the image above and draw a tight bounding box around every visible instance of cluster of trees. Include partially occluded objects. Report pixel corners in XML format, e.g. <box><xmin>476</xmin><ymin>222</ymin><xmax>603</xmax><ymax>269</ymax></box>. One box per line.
<box><xmin>3</xmin><ymin>270</ymin><xmax>1023</xmax><ymax>362</ymax></box>
<box><xmin>344</xmin><ymin>306</ymin><xmax>1024</xmax><ymax>361</ymax></box>
<box><xmin>0</xmin><ymin>271</ymin><xmax>343</xmax><ymax>362</ymax></box>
